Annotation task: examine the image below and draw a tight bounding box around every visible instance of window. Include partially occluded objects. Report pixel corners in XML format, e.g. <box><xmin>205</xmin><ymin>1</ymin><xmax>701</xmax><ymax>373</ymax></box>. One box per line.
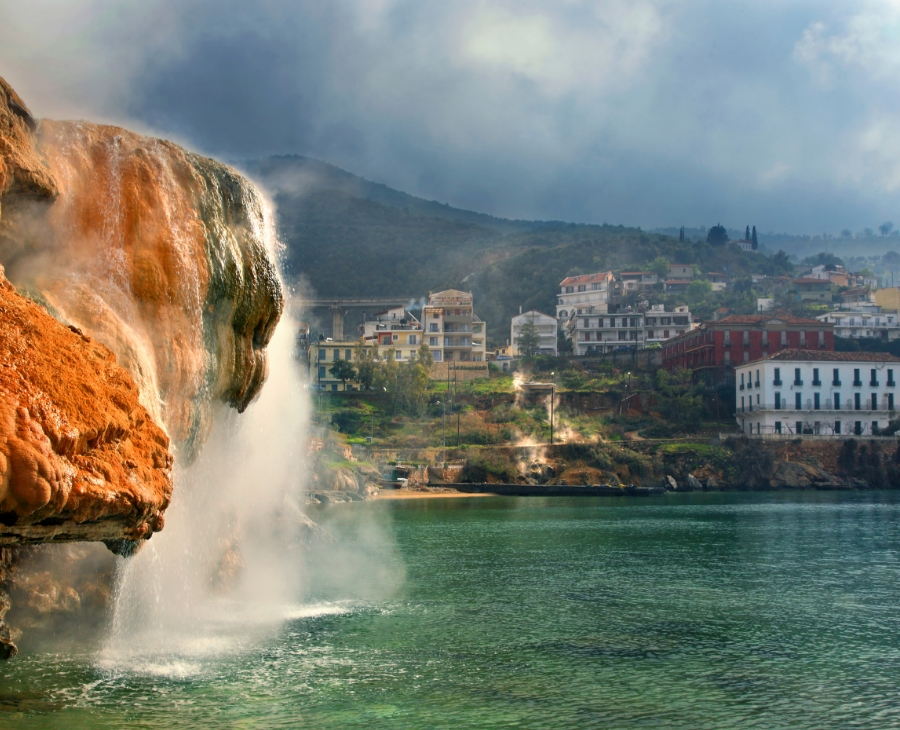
<box><xmin>870</xmin><ymin>368</ymin><xmax>879</xmax><ymax>386</ymax></box>
<box><xmin>318</xmin><ymin>348</ymin><xmax>325</xmax><ymax>361</ymax></box>
<box><xmin>332</xmin><ymin>349</ymin><xmax>339</xmax><ymax>361</ymax></box>
<box><xmin>577</xmin><ymin>285</ymin><xmax>586</xmax><ymax>292</ymax></box>
<box><xmin>433</xmin><ymin>351</ymin><xmax>442</xmax><ymax>362</ymax></box>
<box><xmin>345</xmin><ymin>349</ymin><xmax>352</xmax><ymax>360</ymax></box>
<box><xmin>430</xmin><ymin>323</ymin><xmax>439</xmax><ymax>332</ymax></box>
<box><xmin>583</xmin><ymin>319</ymin><xmax>589</xmax><ymax>328</ymax></box>
<box><xmin>724</xmin><ymin>351</ymin><xmax>731</xmax><ymax>364</ymax></box>
<box><xmin>796</xmin><ymin>421</ymin><xmax>803</xmax><ymax>435</ymax></box>
<box><xmin>781</xmin><ymin>330</ymin><xmax>788</xmax><ymax>345</ymax></box>
<box><xmin>873</xmin><ymin>422</ymin><xmax>880</xmax><ymax>435</ymax></box>
<box><xmin>818</xmin><ymin>331</ymin><xmax>826</xmax><ymax>347</ymax></box>
<box><xmin>743</xmin><ymin>329</ymin><xmax>750</xmax><ymax>346</ymax></box>
<box><xmin>565</xmin><ymin>286</ymin><xmax>574</xmax><ymax>294</ymax></box>
<box><xmin>794</xmin><ymin>368</ymin><xmax>803</xmax><ymax>386</ymax></box>
<box><xmin>833</xmin><ymin>368</ymin><xmax>841</xmax><ymax>386</ymax></box>
<box><xmin>755</xmin><ymin>370</ymin><xmax>760</xmax><ymax>387</ymax></box>
<box><xmin>392</xmin><ymin>334</ymin><xmax>399</xmax><ymax>342</ymax></box>
<box><xmin>774</xmin><ymin>367</ymin><xmax>782</xmax><ymax>386</ymax></box>
<box><xmin>835</xmin><ymin>393</ymin><xmax>841</xmax><ymax>410</ymax></box>
<box><xmin>741</xmin><ymin>396</ymin><xmax>745</xmax><ymax>412</ymax></box>
<box><xmin>853</xmin><ymin>368</ymin><xmax>862</xmax><ymax>386</ymax></box>
<box><xmin>775</xmin><ymin>421</ymin><xmax>782</xmax><ymax>434</ymax></box>
<box><xmin>429</xmin><ymin>337</ymin><xmax>438</xmax><ymax>346</ymax></box>
<box><xmin>872</xmin><ymin>393</ymin><xmax>878</xmax><ymax>410</ymax></box>
<box><xmin>444</xmin><ymin>337</ymin><xmax>452</xmax><ymax>346</ymax></box>
<box><xmin>740</xmin><ymin>373</ymin><xmax>745</xmax><ymax>390</ymax></box>
<box><xmin>890</xmin><ymin>393</ymin><xmax>895</xmax><ymax>411</ymax></box>
<box><xmin>331</xmin><ymin>384</ymin><xmax>338</xmax><ymax>392</ymax></box>
<box><xmin>855</xmin><ymin>393</ymin><xmax>861</xmax><ymax>410</ymax></box>
<box><xmin>724</xmin><ymin>330</ymin><xmax>731</xmax><ymax>346</ymax></box>
<box><xmin>757</xmin><ymin>394</ymin><xmax>760</xmax><ymax>406</ymax></box>
<box><xmin>835</xmin><ymin>420</ymin><xmax>841</xmax><ymax>435</ymax></box>
<box><xmin>775</xmin><ymin>392</ymin><xmax>782</xmax><ymax>410</ymax></box>
<box><xmin>814</xmin><ymin>393</ymin><xmax>820</xmax><ymax>410</ymax></box>
<box><xmin>812</xmin><ymin>368</ymin><xmax>820</xmax><ymax>386</ymax></box>
<box><xmin>743</xmin><ymin>352</ymin><xmax>750</xmax><ymax>363</ymax></box>
<box><xmin>796</xmin><ymin>392</ymin><xmax>802</xmax><ymax>409</ymax></box>
<box><xmin>408</xmin><ymin>336</ymin><xmax>417</xmax><ymax>345</ymax></box>
<box><xmin>889</xmin><ymin>369</ymin><xmax>895</xmax><ymax>387</ymax></box>
<box><xmin>855</xmin><ymin>421</ymin><xmax>862</xmax><ymax>436</ymax></box>
<box><xmin>318</xmin><ymin>366</ymin><xmax>326</xmax><ymax>379</ymax></box>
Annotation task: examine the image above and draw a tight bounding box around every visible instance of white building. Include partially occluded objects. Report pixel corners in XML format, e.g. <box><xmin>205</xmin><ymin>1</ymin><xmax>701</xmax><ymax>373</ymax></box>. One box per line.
<box><xmin>422</xmin><ymin>289</ymin><xmax>486</xmax><ymax>363</ymax></box>
<box><xmin>556</xmin><ymin>271</ymin><xmax>617</xmax><ymax>322</ymax></box>
<box><xmin>511</xmin><ymin>310</ymin><xmax>557</xmax><ymax>356</ymax></box>
<box><xmin>570</xmin><ymin>304</ymin><xmax>694</xmax><ymax>355</ymax></box>
<box><xmin>734</xmin><ymin>350</ymin><xmax>900</xmax><ymax>437</ymax></box>
<box><xmin>817</xmin><ymin>309</ymin><xmax>900</xmax><ymax>341</ymax></box>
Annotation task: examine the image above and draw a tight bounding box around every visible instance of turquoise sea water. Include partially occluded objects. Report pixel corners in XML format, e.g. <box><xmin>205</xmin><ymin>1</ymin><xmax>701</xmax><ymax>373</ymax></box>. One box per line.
<box><xmin>3</xmin><ymin>491</ymin><xmax>900</xmax><ymax>729</ymax></box>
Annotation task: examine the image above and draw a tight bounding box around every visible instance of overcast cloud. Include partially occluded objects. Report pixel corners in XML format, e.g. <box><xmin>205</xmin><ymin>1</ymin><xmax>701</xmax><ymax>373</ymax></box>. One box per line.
<box><xmin>1</xmin><ymin>0</ymin><xmax>899</xmax><ymax>233</ymax></box>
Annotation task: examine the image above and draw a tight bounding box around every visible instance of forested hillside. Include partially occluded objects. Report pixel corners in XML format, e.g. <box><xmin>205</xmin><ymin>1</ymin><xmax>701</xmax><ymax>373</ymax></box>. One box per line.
<box><xmin>248</xmin><ymin>156</ymin><xmax>792</xmax><ymax>345</ymax></box>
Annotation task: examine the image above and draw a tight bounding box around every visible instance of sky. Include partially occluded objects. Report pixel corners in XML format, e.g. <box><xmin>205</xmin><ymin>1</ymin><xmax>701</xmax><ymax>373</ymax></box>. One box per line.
<box><xmin>1</xmin><ymin>0</ymin><xmax>899</xmax><ymax>234</ymax></box>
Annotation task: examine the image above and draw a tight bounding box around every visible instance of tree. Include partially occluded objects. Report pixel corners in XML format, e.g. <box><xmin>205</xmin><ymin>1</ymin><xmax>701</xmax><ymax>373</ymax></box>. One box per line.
<box><xmin>686</xmin><ymin>279</ymin><xmax>713</xmax><ymax>304</ymax></box>
<box><xmin>516</xmin><ymin>315</ymin><xmax>541</xmax><ymax>356</ymax></box>
<box><xmin>880</xmin><ymin>221</ymin><xmax>894</xmax><ymax>237</ymax></box>
<box><xmin>655</xmin><ymin>368</ymin><xmax>704</xmax><ymax>426</ymax></box>
<box><xmin>354</xmin><ymin>342</ymin><xmax>378</xmax><ymax>390</ymax></box>
<box><xmin>745</xmin><ymin>225</ymin><xmax>750</xmax><ymax>240</ymax></box>
<box><xmin>679</xmin><ymin>226</ymin><xmax>685</xmax><ymax>242</ymax></box>
<box><xmin>649</xmin><ymin>255</ymin><xmax>670</xmax><ymax>279</ymax></box>
<box><xmin>841</xmin><ymin>229</ymin><xmax>852</xmax><ymax>239</ymax></box>
<box><xmin>329</xmin><ymin>359</ymin><xmax>357</xmax><ymax>386</ymax></box>
<box><xmin>751</xmin><ymin>225</ymin><xmax>758</xmax><ymax>250</ymax></box>
<box><xmin>707</xmin><ymin>224</ymin><xmax>729</xmax><ymax>246</ymax></box>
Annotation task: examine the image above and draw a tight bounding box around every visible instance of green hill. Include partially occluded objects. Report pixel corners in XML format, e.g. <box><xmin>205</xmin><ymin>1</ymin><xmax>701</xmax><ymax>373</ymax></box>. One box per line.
<box><xmin>246</xmin><ymin>156</ymin><xmax>793</xmax><ymax>346</ymax></box>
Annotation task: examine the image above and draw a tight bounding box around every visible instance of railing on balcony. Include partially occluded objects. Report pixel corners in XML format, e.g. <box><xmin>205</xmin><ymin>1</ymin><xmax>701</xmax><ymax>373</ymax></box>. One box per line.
<box><xmin>739</xmin><ymin>401</ymin><xmax>897</xmax><ymax>413</ymax></box>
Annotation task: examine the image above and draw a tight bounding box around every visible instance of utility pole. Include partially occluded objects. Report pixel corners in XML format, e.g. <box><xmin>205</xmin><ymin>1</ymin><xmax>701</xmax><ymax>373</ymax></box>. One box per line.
<box><xmin>550</xmin><ymin>372</ymin><xmax>555</xmax><ymax>446</ymax></box>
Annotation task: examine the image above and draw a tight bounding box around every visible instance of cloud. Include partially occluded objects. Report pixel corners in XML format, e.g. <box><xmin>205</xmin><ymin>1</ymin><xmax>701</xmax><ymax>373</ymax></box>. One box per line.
<box><xmin>1</xmin><ymin>0</ymin><xmax>898</xmax><ymax>234</ymax></box>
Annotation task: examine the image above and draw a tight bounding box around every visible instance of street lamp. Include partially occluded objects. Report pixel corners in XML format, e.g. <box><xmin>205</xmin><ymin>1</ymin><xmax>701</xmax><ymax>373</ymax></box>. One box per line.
<box><xmin>550</xmin><ymin>372</ymin><xmax>555</xmax><ymax>446</ymax></box>
<box><xmin>436</xmin><ymin>400</ymin><xmax>446</xmax><ymax>465</ymax></box>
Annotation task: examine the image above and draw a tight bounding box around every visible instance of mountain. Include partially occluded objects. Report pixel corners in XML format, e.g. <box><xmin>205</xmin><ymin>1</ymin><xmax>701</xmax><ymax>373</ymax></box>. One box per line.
<box><xmin>245</xmin><ymin>155</ymin><xmax>791</xmax><ymax>345</ymax></box>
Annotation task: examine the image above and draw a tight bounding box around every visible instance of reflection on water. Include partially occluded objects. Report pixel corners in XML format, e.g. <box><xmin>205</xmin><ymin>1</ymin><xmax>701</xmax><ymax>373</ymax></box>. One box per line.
<box><xmin>3</xmin><ymin>491</ymin><xmax>900</xmax><ymax>729</ymax></box>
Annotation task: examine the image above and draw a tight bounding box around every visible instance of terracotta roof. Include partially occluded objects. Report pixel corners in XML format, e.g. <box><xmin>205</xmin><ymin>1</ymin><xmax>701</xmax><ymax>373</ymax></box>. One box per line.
<box><xmin>620</xmin><ymin>271</ymin><xmax>653</xmax><ymax>276</ymax></box>
<box><xmin>715</xmin><ymin>310</ymin><xmax>826</xmax><ymax>326</ymax></box>
<box><xmin>560</xmin><ymin>271</ymin><xmax>613</xmax><ymax>286</ymax></box>
<box><xmin>749</xmin><ymin>349</ymin><xmax>900</xmax><ymax>364</ymax></box>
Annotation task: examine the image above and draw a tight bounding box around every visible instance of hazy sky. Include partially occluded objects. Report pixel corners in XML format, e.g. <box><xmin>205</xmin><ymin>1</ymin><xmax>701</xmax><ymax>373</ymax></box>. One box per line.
<box><xmin>2</xmin><ymin>0</ymin><xmax>899</xmax><ymax>233</ymax></box>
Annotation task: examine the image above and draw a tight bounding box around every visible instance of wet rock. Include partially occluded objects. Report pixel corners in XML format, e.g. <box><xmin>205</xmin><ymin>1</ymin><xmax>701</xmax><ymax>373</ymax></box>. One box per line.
<box><xmin>686</xmin><ymin>474</ymin><xmax>703</xmax><ymax>491</ymax></box>
<box><xmin>665</xmin><ymin>475</ymin><xmax>679</xmax><ymax>491</ymax></box>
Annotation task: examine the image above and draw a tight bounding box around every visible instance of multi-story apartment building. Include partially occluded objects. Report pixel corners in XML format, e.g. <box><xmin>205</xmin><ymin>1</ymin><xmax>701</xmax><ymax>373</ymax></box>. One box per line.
<box><xmin>570</xmin><ymin>304</ymin><xmax>694</xmax><ymax>355</ymax></box>
<box><xmin>556</xmin><ymin>272</ymin><xmax>617</xmax><ymax>321</ymax></box>
<box><xmin>619</xmin><ymin>271</ymin><xmax>658</xmax><ymax>291</ymax></box>
<box><xmin>511</xmin><ymin>309</ymin><xmax>557</xmax><ymax>356</ymax></box>
<box><xmin>816</xmin><ymin>309</ymin><xmax>900</xmax><ymax>341</ymax></box>
<box><xmin>662</xmin><ymin>311</ymin><xmax>833</xmax><ymax>375</ymax></box>
<box><xmin>734</xmin><ymin>350</ymin><xmax>900</xmax><ymax>436</ymax></box>
<box><xmin>423</xmin><ymin>289</ymin><xmax>486</xmax><ymax>363</ymax></box>
<box><xmin>360</xmin><ymin>306</ymin><xmax>424</xmax><ymax>359</ymax></box>
<box><xmin>309</xmin><ymin>339</ymin><xmax>363</xmax><ymax>391</ymax></box>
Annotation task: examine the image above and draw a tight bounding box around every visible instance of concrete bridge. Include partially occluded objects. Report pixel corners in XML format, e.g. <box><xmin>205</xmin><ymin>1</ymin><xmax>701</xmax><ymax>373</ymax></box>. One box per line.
<box><xmin>297</xmin><ymin>297</ymin><xmax>419</xmax><ymax>340</ymax></box>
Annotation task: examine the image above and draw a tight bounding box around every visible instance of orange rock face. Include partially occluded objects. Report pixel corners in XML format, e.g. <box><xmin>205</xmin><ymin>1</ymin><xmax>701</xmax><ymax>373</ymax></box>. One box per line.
<box><xmin>0</xmin><ymin>266</ymin><xmax>171</xmax><ymax>542</ymax></box>
<box><xmin>0</xmin><ymin>76</ymin><xmax>283</xmax><ymax>455</ymax></box>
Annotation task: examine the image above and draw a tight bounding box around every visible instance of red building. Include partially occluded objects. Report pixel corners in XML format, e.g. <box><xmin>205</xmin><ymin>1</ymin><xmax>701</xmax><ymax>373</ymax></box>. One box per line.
<box><xmin>661</xmin><ymin>311</ymin><xmax>834</xmax><ymax>377</ymax></box>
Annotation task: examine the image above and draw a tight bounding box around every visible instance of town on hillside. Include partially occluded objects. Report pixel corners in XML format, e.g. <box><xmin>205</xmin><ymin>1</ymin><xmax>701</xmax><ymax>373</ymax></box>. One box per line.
<box><xmin>296</xmin><ymin>245</ymin><xmax>900</xmax><ymax>499</ymax></box>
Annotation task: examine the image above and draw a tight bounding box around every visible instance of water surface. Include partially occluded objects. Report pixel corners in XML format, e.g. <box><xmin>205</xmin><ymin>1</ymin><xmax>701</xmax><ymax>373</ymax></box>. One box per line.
<box><xmin>3</xmin><ymin>491</ymin><xmax>900</xmax><ymax>728</ymax></box>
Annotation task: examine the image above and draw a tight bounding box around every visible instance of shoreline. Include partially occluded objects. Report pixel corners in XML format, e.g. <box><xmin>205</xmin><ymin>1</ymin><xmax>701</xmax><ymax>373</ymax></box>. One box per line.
<box><xmin>371</xmin><ymin>489</ymin><xmax>492</xmax><ymax>500</ymax></box>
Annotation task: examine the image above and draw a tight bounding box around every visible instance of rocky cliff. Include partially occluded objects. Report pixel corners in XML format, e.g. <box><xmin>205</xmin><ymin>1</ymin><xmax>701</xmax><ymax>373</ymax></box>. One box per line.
<box><xmin>0</xmin><ymin>75</ymin><xmax>283</xmax><ymax>456</ymax></box>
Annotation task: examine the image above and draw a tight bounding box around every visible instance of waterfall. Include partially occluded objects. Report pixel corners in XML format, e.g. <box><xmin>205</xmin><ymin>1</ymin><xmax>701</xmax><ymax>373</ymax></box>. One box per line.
<box><xmin>100</xmin><ymin>198</ymin><xmax>312</xmax><ymax>670</ymax></box>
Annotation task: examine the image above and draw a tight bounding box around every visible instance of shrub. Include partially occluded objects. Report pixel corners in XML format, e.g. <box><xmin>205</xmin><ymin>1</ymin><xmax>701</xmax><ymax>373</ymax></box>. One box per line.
<box><xmin>460</xmin><ymin>451</ymin><xmax>518</xmax><ymax>482</ymax></box>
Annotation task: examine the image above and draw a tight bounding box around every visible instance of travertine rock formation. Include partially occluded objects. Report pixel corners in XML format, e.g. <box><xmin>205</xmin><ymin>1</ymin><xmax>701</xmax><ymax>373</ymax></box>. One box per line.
<box><xmin>0</xmin><ymin>75</ymin><xmax>284</xmax><ymax>456</ymax></box>
<box><xmin>0</xmin><ymin>266</ymin><xmax>172</xmax><ymax>542</ymax></box>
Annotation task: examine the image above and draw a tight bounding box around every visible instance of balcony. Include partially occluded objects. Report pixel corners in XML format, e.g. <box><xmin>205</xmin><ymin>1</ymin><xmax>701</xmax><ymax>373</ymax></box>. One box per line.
<box><xmin>742</xmin><ymin>401</ymin><xmax>897</xmax><ymax>413</ymax></box>
<box><xmin>853</xmin><ymin>379</ymin><xmax>862</xmax><ymax>387</ymax></box>
<box><xmin>870</xmin><ymin>379</ymin><xmax>879</xmax><ymax>387</ymax></box>
<box><xmin>773</xmin><ymin>378</ymin><xmax>783</xmax><ymax>386</ymax></box>
<box><xmin>833</xmin><ymin>380</ymin><xmax>841</xmax><ymax>387</ymax></box>
<box><xmin>812</xmin><ymin>379</ymin><xmax>821</xmax><ymax>386</ymax></box>
<box><xmin>793</xmin><ymin>379</ymin><xmax>803</xmax><ymax>386</ymax></box>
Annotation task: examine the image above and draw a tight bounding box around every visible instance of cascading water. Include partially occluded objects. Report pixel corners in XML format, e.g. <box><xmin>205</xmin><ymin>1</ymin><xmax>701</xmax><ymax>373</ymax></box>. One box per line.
<box><xmin>101</xmin><ymin>308</ymin><xmax>313</xmax><ymax>671</ymax></box>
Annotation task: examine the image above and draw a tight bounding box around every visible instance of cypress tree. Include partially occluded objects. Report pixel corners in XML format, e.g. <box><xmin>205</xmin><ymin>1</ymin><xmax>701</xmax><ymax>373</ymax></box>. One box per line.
<box><xmin>751</xmin><ymin>225</ymin><xmax>758</xmax><ymax>250</ymax></box>
<box><xmin>745</xmin><ymin>225</ymin><xmax>750</xmax><ymax>240</ymax></box>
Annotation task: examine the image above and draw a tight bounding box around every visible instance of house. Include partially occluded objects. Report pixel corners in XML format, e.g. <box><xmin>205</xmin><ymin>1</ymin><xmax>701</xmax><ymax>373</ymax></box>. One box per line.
<box><xmin>793</xmin><ymin>278</ymin><xmax>833</xmax><ymax>303</ymax></box>
<box><xmin>556</xmin><ymin>271</ymin><xmax>617</xmax><ymax>322</ymax></box>
<box><xmin>734</xmin><ymin>350</ymin><xmax>900</xmax><ymax>437</ymax></box>
<box><xmin>876</xmin><ymin>287</ymin><xmax>900</xmax><ymax>311</ymax></box>
<box><xmin>667</xmin><ymin>264</ymin><xmax>694</xmax><ymax>280</ymax></box>
<box><xmin>360</xmin><ymin>306</ymin><xmax>424</xmax><ymax>361</ymax></box>
<box><xmin>511</xmin><ymin>309</ymin><xmax>558</xmax><ymax>356</ymax></box>
<box><xmin>817</xmin><ymin>309</ymin><xmax>900</xmax><ymax>341</ymax></box>
<box><xmin>663</xmin><ymin>279</ymin><xmax>692</xmax><ymax>293</ymax></box>
<box><xmin>661</xmin><ymin>311</ymin><xmax>834</xmax><ymax>377</ymax></box>
<box><xmin>619</xmin><ymin>271</ymin><xmax>658</xmax><ymax>291</ymax></box>
<box><xmin>570</xmin><ymin>304</ymin><xmax>694</xmax><ymax>355</ymax></box>
<box><xmin>733</xmin><ymin>240</ymin><xmax>753</xmax><ymax>251</ymax></box>
<box><xmin>423</xmin><ymin>289</ymin><xmax>486</xmax><ymax>365</ymax></box>
<box><xmin>840</xmin><ymin>286</ymin><xmax>874</xmax><ymax>308</ymax></box>
<box><xmin>309</xmin><ymin>338</ymin><xmax>364</xmax><ymax>392</ymax></box>
<box><xmin>708</xmin><ymin>272</ymin><xmax>732</xmax><ymax>292</ymax></box>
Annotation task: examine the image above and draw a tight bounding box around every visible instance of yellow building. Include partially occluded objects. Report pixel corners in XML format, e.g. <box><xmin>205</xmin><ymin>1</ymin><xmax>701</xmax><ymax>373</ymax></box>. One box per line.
<box><xmin>308</xmin><ymin>339</ymin><xmax>363</xmax><ymax>392</ymax></box>
<box><xmin>875</xmin><ymin>287</ymin><xmax>900</xmax><ymax>312</ymax></box>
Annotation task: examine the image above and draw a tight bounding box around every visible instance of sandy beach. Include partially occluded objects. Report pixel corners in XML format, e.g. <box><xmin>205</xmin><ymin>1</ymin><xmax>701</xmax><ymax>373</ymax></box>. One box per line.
<box><xmin>372</xmin><ymin>489</ymin><xmax>492</xmax><ymax>500</ymax></box>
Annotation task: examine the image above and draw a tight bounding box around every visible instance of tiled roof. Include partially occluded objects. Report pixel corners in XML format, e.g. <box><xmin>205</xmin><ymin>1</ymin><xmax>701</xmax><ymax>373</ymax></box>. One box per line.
<box><xmin>750</xmin><ymin>349</ymin><xmax>900</xmax><ymax>364</ymax></box>
<box><xmin>560</xmin><ymin>271</ymin><xmax>613</xmax><ymax>286</ymax></box>
<box><xmin>620</xmin><ymin>271</ymin><xmax>653</xmax><ymax>276</ymax></box>
<box><xmin>714</xmin><ymin>310</ymin><xmax>825</xmax><ymax>326</ymax></box>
